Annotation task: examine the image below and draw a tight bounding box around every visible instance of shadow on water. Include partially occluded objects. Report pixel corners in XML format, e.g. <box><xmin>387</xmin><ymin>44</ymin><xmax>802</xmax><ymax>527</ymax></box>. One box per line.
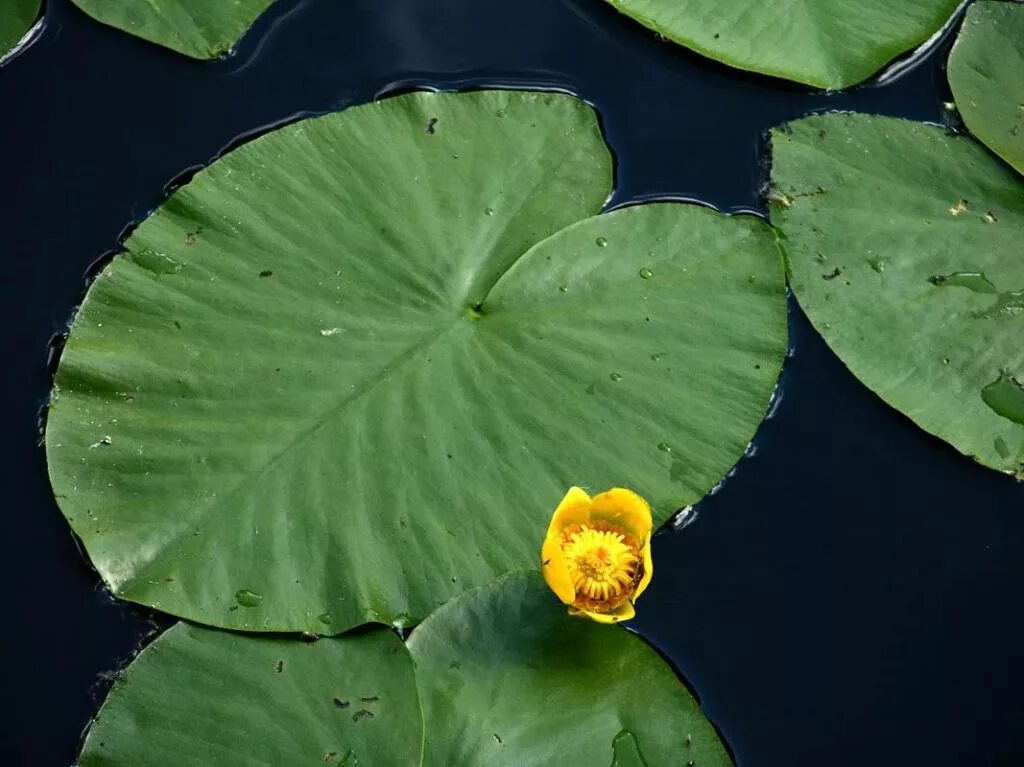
<box><xmin>0</xmin><ymin>0</ymin><xmax>1020</xmax><ymax>764</ymax></box>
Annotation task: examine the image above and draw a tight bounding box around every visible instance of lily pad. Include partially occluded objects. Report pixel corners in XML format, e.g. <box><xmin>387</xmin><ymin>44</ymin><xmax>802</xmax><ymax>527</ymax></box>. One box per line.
<box><xmin>771</xmin><ymin>113</ymin><xmax>1024</xmax><ymax>477</ymax></box>
<box><xmin>602</xmin><ymin>0</ymin><xmax>959</xmax><ymax>90</ymax></box>
<box><xmin>948</xmin><ymin>1</ymin><xmax>1024</xmax><ymax>176</ymax></box>
<box><xmin>69</xmin><ymin>0</ymin><xmax>277</xmax><ymax>59</ymax></box>
<box><xmin>407</xmin><ymin>571</ymin><xmax>733</xmax><ymax>766</ymax></box>
<box><xmin>46</xmin><ymin>90</ymin><xmax>787</xmax><ymax>635</ymax></box>
<box><xmin>1</xmin><ymin>0</ymin><xmax>40</xmax><ymax>60</ymax></box>
<box><xmin>79</xmin><ymin>574</ymin><xmax>728</xmax><ymax>765</ymax></box>
<box><xmin>77</xmin><ymin>623</ymin><xmax>423</xmax><ymax>766</ymax></box>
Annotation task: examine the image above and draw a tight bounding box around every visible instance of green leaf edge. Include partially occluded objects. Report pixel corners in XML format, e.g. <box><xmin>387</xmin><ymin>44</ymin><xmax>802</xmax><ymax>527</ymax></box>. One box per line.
<box><xmin>601</xmin><ymin>0</ymin><xmax>961</xmax><ymax>90</ymax></box>
<box><xmin>0</xmin><ymin>0</ymin><xmax>42</xmax><ymax>61</ymax></box>
<box><xmin>947</xmin><ymin>0</ymin><xmax>1024</xmax><ymax>177</ymax></box>
<box><xmin>68</xmin><ymin>0</ymin><xmax>279</xmax><ymax>60</ymax></box>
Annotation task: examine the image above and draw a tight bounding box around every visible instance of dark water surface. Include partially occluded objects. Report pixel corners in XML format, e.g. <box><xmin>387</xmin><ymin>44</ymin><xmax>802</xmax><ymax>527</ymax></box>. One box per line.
<box><xmin>1</xmin><ymin>0</ymin><xmax>1022</xmax><ymax>764</ymax></box>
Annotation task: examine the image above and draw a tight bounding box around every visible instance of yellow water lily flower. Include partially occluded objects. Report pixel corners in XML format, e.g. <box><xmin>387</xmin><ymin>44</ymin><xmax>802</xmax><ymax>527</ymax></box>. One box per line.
<box><xmin>541</xmin><ymin>487</ymin><xmax>654</xmax><ymax>624</ymax></box>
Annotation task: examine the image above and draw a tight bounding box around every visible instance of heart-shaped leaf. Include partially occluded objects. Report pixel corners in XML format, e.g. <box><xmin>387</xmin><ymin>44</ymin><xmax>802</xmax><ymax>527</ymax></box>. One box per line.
<box><xmin>47</xmin><ymin>90</ymin><xmax>787</xmax><ymax>635</ymax></box>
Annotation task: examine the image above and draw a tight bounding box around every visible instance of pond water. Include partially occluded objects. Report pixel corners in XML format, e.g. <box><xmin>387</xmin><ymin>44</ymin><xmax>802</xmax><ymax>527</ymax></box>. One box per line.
<box><xmin>1</xmin><ymin>0</ymin><xmax>1022</xmax><ymax>764</ymax></box>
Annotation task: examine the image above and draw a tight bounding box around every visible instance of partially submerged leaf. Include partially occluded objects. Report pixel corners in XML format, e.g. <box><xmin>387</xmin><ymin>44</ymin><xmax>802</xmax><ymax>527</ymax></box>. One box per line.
<box><xmin>47</xmin><ymin>90</ymin><xmax>786</xmax><ymax>634</ymax></box>
<box><xmin>77</xmin><ymin>624</ymin><xmax>423</xmax><ymax>766</ymax></box>
<box><xmin>601</xmin><ymin>0</ymin><xmax>960</xmax><ymax>90</ymax></box>
<box><xmin>0</xmin><ymin>0</ymin><xmax>41</xmax><ymax>60</ymax></box>
<box><xmin>771</xmin><ymin>113</ymin><xmax>1024</xmax><ymax>477</ymax></box>
<box><xmin>69</xmin><ymin>0</ymin><xmax>277</xmax><ymax>59</ymax></box>
<box><xmin>948</xmin><ymin>0</ymin><xmax>1024</xmax><ymax>176</ymax></box>
<box><xmin>407</xmin><ymin>571</ymin><xmax>733</xmax><ymax>766</ymax></box>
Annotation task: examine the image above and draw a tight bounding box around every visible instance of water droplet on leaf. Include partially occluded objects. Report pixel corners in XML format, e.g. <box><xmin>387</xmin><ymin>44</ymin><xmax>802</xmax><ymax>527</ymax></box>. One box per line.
<box><xmin>610</xmin><ymin>729</ymin><xmax>648</xmax><ymax>766</ymax></box>
<box><xmin>994</xmin><ymin>437</ymin><xmax>1011</xmax><ymax>459</ymax></box>
<box><xmin>972</xmin><ymin>289</ymin><xmax>1024</xmax><ymax>319</ymax></box>
<box><xmin>235</xmin><ymin>589</ymin><xmax>263</xmax><ymax>608</ymax></box>
<box><xmin>928</xmin><ymin>271</ymin><xmax>998</xmax><ymax>294</ymax></box>
<box><xmin>981</xmin><ymin>371</ymin><xmax>1024</xmax><ymax>426</ymax></box>
<box><xmin>131</xmin><ymin>249</ymin><xmax>184</xmax><ymax>275</ymax></box>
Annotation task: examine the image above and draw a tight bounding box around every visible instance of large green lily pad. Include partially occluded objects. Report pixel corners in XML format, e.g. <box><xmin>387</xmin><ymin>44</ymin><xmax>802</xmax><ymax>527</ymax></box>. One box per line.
<box><xmin>0</xmin><ymin>0</ymin><xmax>40</xmax><ymax>60</ymax></box>
<box><xmin>408</xmin><ymin>571</ymin><xmax>733</xmax><ymax>766</ymax></box>
<box><xmin>79</xmin><ymin>574</ymin><xmax>730</xmax><ymax>765</ymax></box>
<box><xmin>47</xmin><ymin>90</ymin><xmax>787</xmax><ymax>635</ymax></box>
<box><xmin>69</xmin><ymin>0</ymin><xmax>277</xmax><ymax>59</ymax></box>
<box><xmin>948</xmin><ymin>1</ymin><xmax>1024</xmax><ymax>176</ymax></box>
<box><xmin>602</xmin><ymin>0</ymin><xmax>959</xmax><ymax>90</ymax></box>
<box><xmin>78</xmin><ymin>623</ymin><xmax>423</xmax><ymax>766</ymax></box>
<box><xmin>771</xmin><ymin>113</ymin><xmax>1024</xmax><ymax>477</ymax></box>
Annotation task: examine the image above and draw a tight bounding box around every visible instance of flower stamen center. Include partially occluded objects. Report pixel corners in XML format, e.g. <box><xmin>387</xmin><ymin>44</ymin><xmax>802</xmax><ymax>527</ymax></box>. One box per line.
<box><xmin>561</xmin><ymin>523</ymin><xmax>641</xmax><ymax>610</ymax></box>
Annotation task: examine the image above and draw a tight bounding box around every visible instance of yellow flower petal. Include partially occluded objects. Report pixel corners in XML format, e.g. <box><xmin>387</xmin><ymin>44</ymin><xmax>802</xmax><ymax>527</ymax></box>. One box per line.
<box><xmin>546</xmin><ymin>486</ymin><xmax>592</xmax><ymax>538</ymax></box>
<box><xmin>570</xmin><ymin>600</ymin><xmax>637</xmax><ymax>624</ymax></box>
<box><xmin>589</xmin><ymin>487</ymin><xmax>652</xmax><ymax>540</ymax></box>
<box><xmin>634</xmin><ymin>533</ymin><xmax>654</xmax><ymax>600</ymax></box>
<box><xmin>541</xmin><ymin>535</ymin><xmax>575</xmax><ymax>605</ymax></box>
